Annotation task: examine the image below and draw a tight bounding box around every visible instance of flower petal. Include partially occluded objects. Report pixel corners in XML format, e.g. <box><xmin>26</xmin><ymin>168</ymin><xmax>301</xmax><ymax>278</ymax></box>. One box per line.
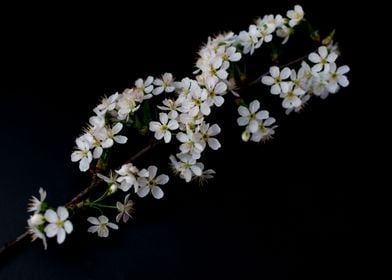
<box><xmin>64</xmin><ymin>221</ymin><xmax>73</xmax><ymax>234</ymax></box>
<box><xmin>151</xmin><ymin>187</ymin><xmax>164</xmax><ymax>199</ymax></box>
<box><xmin>156</xmin><ymin>174</ymin><xmax>169</xmax><ymax>185</ymax></box>
<box><xmin>137</xmin><ymin>186</ymin><xmax>150</xmax><ymax>198</ymax></box>
<box><xmin>44</xmin><ymin>209</ymin><xmax>58</xmax><ymax>223</ymax></box>
<box><xmin>44</xmin><ymin>224</ymin><xmax>58</xmax><ymax>238</ymax></box>
<box><xmin>57</xmin><ymin>207</ymin><xmax>69</xmax><ymax>221</ymax></box>
<box><xmin>56</xmin><ymin>228</ymin><xmax>66</xmax><ymax>244</ymax></box>
<box><xmin>87</xmin><ymin>217</ymin><xmax>99</xmax><ymax>225</ymax></box>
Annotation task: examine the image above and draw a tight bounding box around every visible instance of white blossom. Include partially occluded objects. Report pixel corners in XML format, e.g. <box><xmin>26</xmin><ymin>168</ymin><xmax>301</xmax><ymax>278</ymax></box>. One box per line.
<box><xmin>27</xmin><ymin>218</ymin><xmax>47</xmax><ymax>250</ymax></box>
<box><xmin>237</xmin><ymin>100</ymin><xmax>269</xmax><ymax>133</ymax></box>
<box><xmin>280</xmin><ymin>82</ymin><xmax>306</xmax><ymax>109</ymax></box>
<box><xmin>153</xmin><ymin>73</ymin><xmax>175</xmax><ymax>95</ymax></box>
<box><xmin>169</xmin><ymin>154</ymin><xmax>202</xmax><ymax>183</ymax></box>
<box><xmin>149</xmin><ymin>113</ymin><xmax>179</xmax><ymax>143</ymax></box>
<box><xmin>27</xmin><ymin>187</ymin><xmax>46</xmax><ymax>213</ymax></box>
<box><xmin>137</xmin><ymin>166</ymin><xmax>169</xmax><ymax>199</ymax></box>
<box><xmin>262</xmin><ymin>66</ymin><xmax>291</xmax><ymax>95</ymax></box>
<box><xmin>116</xmin><ymin>163</ymin><xmax>140</xmax><ymax>192</ymax></box>
<box><xmin>308</xmin><ymin>46</ymin><xmax>338</xmax><ymax>72</ymax></box>
<box><xmin>116</xmin><ymin>194</ymin><xmax>134</xmax><ymax>223</ymax></box>
<box><xmin>198</xmin><ymin>123</ymin><xmax>221</xmax><ymax>151</ymax></box>
<box><xmin>71</xmin><ymin>137</ymin><xmax>93</xmax><ymax>172</ymax></box>
<box><xmin>44</xmin><ymin>207</ymin><xmax>73</xmax><ymax>244</ymax></box>
<box><xmin>287</xmin><ymin>5</ymin><xmax>304</xmax><ymax>27</ymax></box>
<box><xmin>87</xmin><ymin>216</ymin><xmax>118</xmax><ymax>238</ymax></box>
<box><xmin>93</xmin><ymin>92</ymin><xmax>119</xmax><ymax>116</ymax></box>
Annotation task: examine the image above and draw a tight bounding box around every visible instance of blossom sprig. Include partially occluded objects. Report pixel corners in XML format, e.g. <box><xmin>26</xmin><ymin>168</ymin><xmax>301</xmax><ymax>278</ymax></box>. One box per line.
<box><xmin>16</xmin><ymin>6</ymin><xmax>351</xmax><ymax>252</ymax></box>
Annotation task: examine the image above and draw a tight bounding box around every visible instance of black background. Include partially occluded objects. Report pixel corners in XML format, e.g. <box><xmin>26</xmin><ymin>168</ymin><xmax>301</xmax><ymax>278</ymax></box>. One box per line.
<box><xmin>0</xmin><ymin>2</ymin><xmax>364</xmax><ymax>279</ymax></box>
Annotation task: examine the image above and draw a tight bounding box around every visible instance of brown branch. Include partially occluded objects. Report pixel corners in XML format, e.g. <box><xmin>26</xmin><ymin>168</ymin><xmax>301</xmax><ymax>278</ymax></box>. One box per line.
<box><xmin>0</xmin><ymin>141</ymin><xmax>159</xmax><ymax>257</ymax></box>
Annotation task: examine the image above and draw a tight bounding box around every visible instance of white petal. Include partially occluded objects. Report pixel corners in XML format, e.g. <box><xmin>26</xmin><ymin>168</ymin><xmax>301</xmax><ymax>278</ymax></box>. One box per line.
<box><xmin>88</xmin><ymin>225</ymin><xmax>99</xmax><ymax>233</ymax></box>
<box><xmin>237</xmin><ymin>117</ymin><xmax>249</xmax><ymax>126</ymax></box>
<box><xmin>107</xmin><ymin>223</ymin><xmax>119</xmax><ymax>230</ymax></box>
<box><xmin>191</xmin><ymin>165</ymin><xmax>202</xmax><ymax>176</ymax></box>
<box><xmin>112</xmin><ymin>123</ymin><xmax>123</xmax><ymax>134</ymax></box>
<box><xmin>164</xmin><ymin>131</ymin><xmax>172</xmax><ymax>143</ymax></box>
<box><xmin>338</xmin><ymin>76</ymin><xmax>349</xmax><ymax>87</ymax></box>
<box><xmin>153</xmin><ymin>87</ymin><xmax>164</xmax><ymax>96</ymax></box>
<box><xmin>249</xmin><ymin>100</ymin><xmax>260</xmax><ymax>113</ymax></box>
<box><xmin>44</xmin><ymin>209</ymin><xmax>58</xmax><ymax>223</ymax></box>
<box><xmin>57</xmin><ymin>207</ymin><xmax>69</xmax><ymax>221</ymax></box>
<box><xmin>64</xmin><ymin>221</ymin><xmax>73</xmax><ymax>234</ymax></box>
<box><xmin>56</xmin><ymin>228</ymin><xmax>66</xmax><ymax>244</ymax></box>
<box><xmin>270</xmin><ymin>66</ymin><xmax>279</xmax><ymax>78</ymax></box>
<box><xmin>327</xmin><ymin>52</ymin><xmax>338</xmax><ymax>63</ymax></box>
<box><xmin>208</xmin><ymin>124</ymin><xmax>221</xmax><ymax>136</ymax></box>
<box><xmin>248</xmin><ymin>120</ymin><xmax>259</xmax><ymax>133</ymax></box>
<box><xmin>261</xmin><ymin>76</ymin><xmax>275</xmax><ymax>86</ymax></box>
<box><xmin>114</xmin><ymin>136</ymin><xmax>128</xmax><ymax>144</ymax></box>
<box><xmin>149</xmin><ymin>122</ymin><xmax>161</xmax><ymax>132</ymax></box>
<box><xmin>156</xmin><ymin>174</ymin><xmax>169</xmax><ymax>185</ymax></box>
<box><xmin>137</xmin><ymin>186</ymin><xmax>150</xmax><ymax>198</ymax></box>
<box><xmin>98</xmin><ymin>226</ymin><xmax>109</xmax><ymax>238</ymax></box>
<box><xmin>280</xmin><ymin>68</ymin><xmax>291</xmax><ymax>80</ymax></box>
<box><xmin>308</xmin><ymin>53</ymin><xmax>321</xmax><ymax>63</ymax></box>
<box><xmin>256</xmin><ymin>110</ymin><xmax>269</xmax><ymax>120</ymax></box>
<box><xmin>93</xmin><ymin>147</ymin><xmax>103</xmax><ymax>159</ymax></box>
<box><xmin>167</xmin><ymin>120</ymin><xmax>179</xmax><ymax>130</ymax></box>
<box><xmin>148</xmin><ymin>166</ymin><xmax>158</xmax><ymax>179</ymax></box>
<box><xmin>44</xmin><ymin>224</ymin><xmax>58</xmax><ymax>237</ymax></box>
<box><xmin>271</xmin><ymin>84</ymin><xmax>281</xmax><ymax>95</ymax></box>
<box><xmin>264</xmin><ymin>118</ymin><xmax>276</xmax><ymax>126</ymax></box>
<box><xmin>312</xmin><ymin>64</ymin><xmax>323</xmax><ymax>73</ymax></box>
<box><xmin>79</xmin><ymin>157</ymin><xmax>90</xmax><ymax>172</ymax></box>
<box><xmin>87</xmin><ymin>217</ymin><xmax>100</xmax><ymax>225</ymax></box>
<box><xmin>101</xmin><ymin>138</ymin><xmax>114</xmax><ymax>148</ymax></box>
<box><xmin>71</xmin><ymin>151</ymin><xmax>83</xmax><ymax>162</ymax></box>
<box><xmin>98</xmin><ymin>215</ymin><xmax>109</xmax><ymax>224</ymax></box>
<box><xmin>208</xmin><ymin>138</ymin><xmax>221</xmax><ymax>150</ymax></box>
<box><xmin>214</xmin><ymin>96</ymin><xmax>225</xmax><ymax>107</ymax></box>
<box><xmin>151</xmin><ymin>187</ymin><xmax>164</xmax><ymax>199</ymax></box>
<box><xmin>337</xmin><ymin>65</ymin><xmax>350</xmax><ymax>75</ymax></box>
<box><xmin>176</xmin><ymin>132</ymin><xmax>188</xmax><ymax>143</ymax></box>
<box><xmin>319</xmin><ymin>46</ymin><xmax>328</xmax><ymax>58</ymax></box>
<box><xmin>238</xmin><ymin>106</ymin><xmax>249</xmax><ymax>117</ymax></box>
<box><xmin>159</xmin><ymin>113</ymin><xmax>168</xmax><ymax>124</ymax></box>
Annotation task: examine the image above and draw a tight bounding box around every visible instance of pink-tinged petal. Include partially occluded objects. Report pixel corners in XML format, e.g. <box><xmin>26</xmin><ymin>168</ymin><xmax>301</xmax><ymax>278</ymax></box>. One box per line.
<box><xmin>64</xmin><ymin>221</ymin><xmax>73</xmax><ymax>234</ymax></box>
<box><xmin>44</xmin><ymin>224</ymin><xmax>58</xmax><ymax>237</ymax></box>
<box><xmin>271</xmin><ymin>84</ymin><xmax>281</xmax><ymax>95</ymax></box>
<box><xmin>107</xmin><ymin>223</ymin><xmax>119</xmax><ymax>230</ymax></box>
<box><xmin>249</xmin><ymin>100</ymin><xmax>260</xmax><ymax>113</ymax></box>
<box><xmin>57</xmin><ymin>207</ymin><xmax>69</xmax><ymax>221</ymax></box>
<box><xmin>98</xmin><ymin>216</ymin><xmax>109</xmax><ymax>224</ymax></box>
<box><xmin>152</xmin><ymin>187</ymin><xmax>164</xmax><ymax>199</ymax></box>
<box><xmin>137</xmin><ymin>186</ymin><xmax>150</xmax><ymax>198</ymax></box>
<box><xmin>308</xmin><ymin>53</ymin><xmax>321</xmax><ymax>63</ymax></box>
<box><xmin>280</xmin><ymin>68</ymin><xmax>291</xmax><ymax>80</ymax></box>
<box><xmin>56</xmin><ymin>228</ymin><xmax>66</xmax><ymax>244</ymax></box>
<box><xmin>44</xmin><ymin>209</ymin><xmax>58</xmax><ymax>223</ymax></box>
<box><xmin>156</xmin><ymin>174</ymin><xmax>169</xmax><ymax>185</ymax></box>
<box><xmin>208</xmin><ymin>138</ymin><xmax>221</xmax><ymax>150</ymax></box>
<box><xmin>270</xmin><ymin>66</ymin><xmax>280</xmax><ymax>78</ymax></box>
<box><xmin>148</xmin><ymin>166</ymin><xmax>158</xmax><ymax>179</ymax></box>
<box><xmin>87</xmin><ymin>217</ymin><xmax>99</xmax><ymax>225</ymax></box>
<box><xmin>261</xmin><ymin>76</ymin><xmax>275</xmax><ymax>86</ymax></box>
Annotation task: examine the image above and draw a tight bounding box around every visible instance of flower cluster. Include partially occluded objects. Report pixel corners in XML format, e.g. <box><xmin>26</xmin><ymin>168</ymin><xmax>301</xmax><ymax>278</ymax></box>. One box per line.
<box><xmin>262</xmin><ymin>45</ymin><xmax>350</xmax><ymax>114</ymax></box>
<box><xmin>27</xmin><ymin>188</ymin><xmax>73</xmax><ymax>249</ymax></box>
<box><xmin>23</xmin><ymin>6</ymin><xmax>350</xmax><ymax>251</ymax></box>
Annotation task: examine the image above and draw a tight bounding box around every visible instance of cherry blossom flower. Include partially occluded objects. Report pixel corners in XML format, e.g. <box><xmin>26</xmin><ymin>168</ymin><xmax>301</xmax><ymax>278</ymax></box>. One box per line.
<box><xmin>153</xmin><ymin>73</ymin><xmax>175</xmax><ymax>95</ymax></box>
<box><xmin>237</xmin><ymin>100</ymin><xmax>269</xmax><ymax>133</ymax></box>
<box><xmin>149</xmin><ymin>113</ymin><xmax>179</xmax><ymax>143</ymax></box>
<box><xmin>71</xmin><ymin>137</ymin><xmax>93</xmax><ymax>172</ymax></box>
<box><xmin>262</xmin><ymin>66</ymin><xmax>291</xmax><ymax>95</ymax></box>
<box><xmin>44</xmin><ymin>207</ymin><xmax>73</xmax><ymax>244</ymax></box>
<box><xmin>287</xmin><ymin>5</ymin><xmax>304</xmax><ymax>27</ymax></box>
<box><xmin>116</xmin><ymin>194</ymin><xmax>134</xmax><ymax>223</ymax></box>
<box><xmin>137</xmin><ymin>166</ymin><xmax>169</xmax><ymax>199</ymax></box>
<box><xmin>308</xmin><ymin>46</ymin><xmax>338</xmax><ymax>72</ymax></box>
<box><xmin>87</xmin><ymin>216</ymin><xmax>118</xmax><ymax>238</ymax></box>
<box><xmin>27</xmin><ymin>187</ymin><xmax>46</xmax><ymax>213</ymax></box>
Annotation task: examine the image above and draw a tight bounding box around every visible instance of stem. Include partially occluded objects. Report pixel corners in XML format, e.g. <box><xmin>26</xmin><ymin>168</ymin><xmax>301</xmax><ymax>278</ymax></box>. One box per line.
<box><xmin>0</xmin><ymin>141</ymin><xmax>159</xmax><ymax>257</ymax></box>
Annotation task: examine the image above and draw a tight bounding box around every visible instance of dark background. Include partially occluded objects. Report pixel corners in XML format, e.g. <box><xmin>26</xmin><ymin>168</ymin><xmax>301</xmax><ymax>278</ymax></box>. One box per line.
<box><xmin>0</xmin><ymin>2</ymin><xmax>364</xmax><ymax>279</ymax></box>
